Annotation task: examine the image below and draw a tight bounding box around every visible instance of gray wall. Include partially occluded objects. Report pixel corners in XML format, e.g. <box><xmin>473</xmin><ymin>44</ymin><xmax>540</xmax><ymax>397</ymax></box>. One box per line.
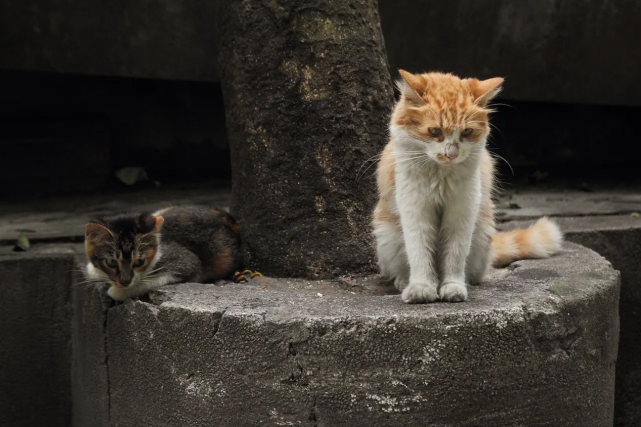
<box><xmin>1</xmin><ymin>0</ymin><xmax>640</xmax><ymax>105</ymax></box>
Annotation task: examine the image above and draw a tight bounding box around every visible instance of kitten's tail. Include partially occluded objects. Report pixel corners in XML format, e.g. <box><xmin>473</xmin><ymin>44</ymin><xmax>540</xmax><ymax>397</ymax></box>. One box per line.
<box><xmin>491</xmin><ymin>217</ymin><xmax>563</xmax><ymax>267</ymax></box>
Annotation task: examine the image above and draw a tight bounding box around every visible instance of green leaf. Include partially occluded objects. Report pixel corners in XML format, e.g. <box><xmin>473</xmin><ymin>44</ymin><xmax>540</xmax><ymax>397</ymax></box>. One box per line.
<box><xmin>631</xmin><ymin>212</ymin><xmax>640</xmax><ymax>218</ymax></box>
<box><xmin>16</xmin><ymin>232</ymin><xmax>31</xmax><ymax>251</ymax></box>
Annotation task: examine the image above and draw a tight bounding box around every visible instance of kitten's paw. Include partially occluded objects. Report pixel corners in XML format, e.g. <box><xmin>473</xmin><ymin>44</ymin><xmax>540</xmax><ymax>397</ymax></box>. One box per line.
<box><xmin>401</xmin><ymin>282</ymin><xmax>439</xmax><ymax>304</ymax></box>
<box><xmin>439</xmin><ymin>281</ymin><xmax>468</xmax><ymax>302</ymax></box>
<box><xmin>107</xmin><ymin>285</ymin><xmax>127</xmax><ymax>302</ymax></box>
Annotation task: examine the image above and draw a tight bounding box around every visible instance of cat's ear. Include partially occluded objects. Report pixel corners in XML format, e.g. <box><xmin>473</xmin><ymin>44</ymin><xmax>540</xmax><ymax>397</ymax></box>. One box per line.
<box><xmin>85</xmin><ymin>222</ymin><xmax>113</xmax><ymax>258</ymax></box>
<box><xmin>469</xmin><ymin>77</ymin><xmax>504</xmax><ymax>107</ymax></box>
<box><xmin>154</xmin><ymin>216</ymin><xmax>164</xmax><ymax>232</ymax></box>
<box><xmin>137</xmin><ymin>213</ymin><xmax>160</xmax><ymax>233</ymax></box>
<box><xmin>397</xmin><ymin>69</ymin><xmax>425</xmax><ymax>105</ymax></box>
<box><xmin>85</xmin><ymin>222</ymin><xmax>112</xmax><ymax>241</ymax></box>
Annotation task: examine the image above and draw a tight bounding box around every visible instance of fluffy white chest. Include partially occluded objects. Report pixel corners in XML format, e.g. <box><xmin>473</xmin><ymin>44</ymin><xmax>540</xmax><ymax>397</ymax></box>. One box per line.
<box><xmin>395</xmin><ymin>160</ymin><xmax>478</xmax><ymax>212</ymax></box>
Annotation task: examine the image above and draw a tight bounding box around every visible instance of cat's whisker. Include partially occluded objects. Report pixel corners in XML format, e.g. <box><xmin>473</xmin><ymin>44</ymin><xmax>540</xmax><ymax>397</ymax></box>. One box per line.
<box><xmin>486</xmin><ymin>134</ymin><xmax>501</xmax><ymax>150</ymax></box>
<box><xmin>366</xmin><ymin>156</ymin><xmax>426</xmax><ymax>179</ymax></box>
<box><xmin>145</xmin><ymin>266</ymin><xmax>166</xmax><ymax>275</ymax></box>
<box><xmin>368</xmin><ymin>155</ymin><xmax>429</xmax><ymax>178</ymax></box>
<box><xmin>488</xmin><ymin>102</ymin><xmax>516</xmax><ymax>110</ymax></box>
<box><xmin>356</xmin><ymin>151</ymin><xmax>425</xmax><ymax>180</ymax></box>
<box><xmin>72</xmin><ymin>278</ymin><xmax>107</xmax><ymax>288</ymax></box>
<box><xmin>488</xmin><ymin>151</ymin><xmax>515</xmax><ymax>176</ymax></box>
<box><xmin>488</xmin><ymin>122</ymin><xmax>505</xmax><ymax>139</ymax></box>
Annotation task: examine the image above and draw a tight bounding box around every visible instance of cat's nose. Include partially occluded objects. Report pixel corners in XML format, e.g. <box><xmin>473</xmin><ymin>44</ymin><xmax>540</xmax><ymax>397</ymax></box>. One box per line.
<box><xmin>444</xmin><ymin>143</ymin><xmax>459</xmax><ymax>160</ymax></box>
<box><xmin>119</xmin><ymin>277</ymin><xmax>133</xmax><ymax>286</ymax></box>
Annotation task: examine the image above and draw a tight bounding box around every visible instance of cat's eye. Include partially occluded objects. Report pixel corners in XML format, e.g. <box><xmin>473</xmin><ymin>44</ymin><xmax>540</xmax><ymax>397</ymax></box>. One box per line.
<box><xmin>428</xmin><ymin>127</ymin><xmax>442</xmax><ymax>136</ymax></box>
<box><xmin>105</xmin><ymin>259</ymin><xmax>118</xmax><ymax>269</ymax></box>
<box><xmin>461</xmin><ymin>128</ymin><xmax>473</xmax><ymax>136</ymax></box>
<box><xmin>133</xmin><ymin>259</ymin><xmax>145</xmax><ymax>267</ymax></box>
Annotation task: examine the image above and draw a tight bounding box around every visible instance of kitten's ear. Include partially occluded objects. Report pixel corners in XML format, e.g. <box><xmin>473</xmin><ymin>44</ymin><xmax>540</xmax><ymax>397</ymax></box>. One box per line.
<box><xmin>85</xmin><ymin>222</ymin><xmax>112</xmax><ymax>259</ymax></box>
<box><xmin>85</xmin><ymin>222</ymin><xmax>112</xmax><ymax>241</ymax></box>
<box><xmin>469</xmin><ymin>77</ymin><xmax>504</xmax><ymax>107</ymax></box>
<box><xmin>137</xmin><ymin>213</ymin><xmax>163</xmax><ymax>234</ymax></box>
<box><xmin>397</xmin><ymin>69</ymin><xmax>425</xmax><ymax>105</ymax></box>
<box><xmin>137</xmin><ymin>213</ymin><xmax>159</xmax><ymax>233</ymax></box>
<box><xmin>154</xmin><ymin>216</ymin><xmax>164</xmax><ymax>232</ymax></box>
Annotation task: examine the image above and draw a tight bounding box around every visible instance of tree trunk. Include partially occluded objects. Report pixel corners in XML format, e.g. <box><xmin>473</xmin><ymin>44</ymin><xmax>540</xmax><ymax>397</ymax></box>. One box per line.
<box><xmin>215</xmin><ymin>0</ymin><xmax>394</xmax><ymax>279</ymax></box>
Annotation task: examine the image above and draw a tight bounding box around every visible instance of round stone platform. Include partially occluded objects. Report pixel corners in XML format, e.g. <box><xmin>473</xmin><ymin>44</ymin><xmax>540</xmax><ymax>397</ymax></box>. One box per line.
<box><xmin>72</xmin><ymin>242</ymin><xmax>619</xmax><ymax>427</ymax></box>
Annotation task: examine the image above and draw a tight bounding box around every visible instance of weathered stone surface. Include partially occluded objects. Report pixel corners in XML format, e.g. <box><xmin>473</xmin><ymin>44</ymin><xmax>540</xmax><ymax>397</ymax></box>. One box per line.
<box><xmin>85</xmin><ymin>243</ymin><xmax>619</xmax><ymax>426</ymax></box>
<box><xmin>0</xmin><ymin>253</ymin><xmax>74</xmax><ymax>427</ymax></box>
<box><xmin>0</xmin><ymin>0</ymin><xmax>219</xmax><ymax>82</ymax></box>
<box><xmin>216</xmin><ymin>0</ymin><xmax>394</xmax><ymax>278</ymax></box>
<box><xmin>2</xmin><ymin>1</ymin><xmax>640</xmax><ymax>106</ymax></box>
<box><xmin>502</xmin><ymin>215</ymin><xmax>641</xmax><ymax>427</ymax></box>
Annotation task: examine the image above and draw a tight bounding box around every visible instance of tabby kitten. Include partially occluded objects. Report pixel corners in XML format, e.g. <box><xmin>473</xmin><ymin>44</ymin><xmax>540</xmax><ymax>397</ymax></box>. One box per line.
<box><xmin>373</xmin><ymin>70</ymin><xmax>562</xmax><ymax>304</ymax></box>
<box><xmin>85</xmin><ymin>205</ymin><xmax>241</xmax><ymax>301</ymax></box>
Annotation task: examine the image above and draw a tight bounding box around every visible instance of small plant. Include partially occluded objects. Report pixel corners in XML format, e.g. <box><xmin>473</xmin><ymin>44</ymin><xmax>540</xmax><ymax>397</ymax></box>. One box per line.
<box><xmin>14</xmin><ymin>229</ymin><xmax>36</xmax><ymax>252</ymax></box>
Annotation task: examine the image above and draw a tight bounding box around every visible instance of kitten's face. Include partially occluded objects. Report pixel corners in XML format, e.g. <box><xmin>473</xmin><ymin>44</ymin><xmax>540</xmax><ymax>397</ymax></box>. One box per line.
<box><xmin>391</xmin><ymin>70</ymin><xmax>503</xmax><ymax>166</ymax></box>
<box><xmin>85</xmin><ymin>213</ymin><xmax>164</xmax><ymax>288</ymax></box>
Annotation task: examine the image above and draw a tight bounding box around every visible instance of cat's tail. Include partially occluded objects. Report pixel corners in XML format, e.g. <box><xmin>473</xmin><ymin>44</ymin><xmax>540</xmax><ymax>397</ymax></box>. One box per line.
<box><xmin>491</xmin><ymin>217</ymin><xmax>563</xmax><ymax>267</ymax></box>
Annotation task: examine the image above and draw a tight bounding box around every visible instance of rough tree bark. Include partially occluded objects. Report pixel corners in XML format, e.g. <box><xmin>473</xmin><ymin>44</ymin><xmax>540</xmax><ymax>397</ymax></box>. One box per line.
<box><xmin>215</xmin><ymin>0</ymin><xmax>394</xmax><ymax>279</ymax></box>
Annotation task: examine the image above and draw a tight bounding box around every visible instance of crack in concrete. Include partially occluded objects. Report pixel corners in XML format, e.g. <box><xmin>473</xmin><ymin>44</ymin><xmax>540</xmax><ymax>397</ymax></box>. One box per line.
<box><xmin>521</xmin><ymin>304</ymin><xmax>583</xmax><ymax>359</ymax></box>
<box><xmin>212</xmin><ymin>307</ymin><xmax>229</xmax><ymax>340</ymax></box>
<box><xmin>309</xmin><ymin>395</ymin><xmax>318</xmax><ymax>426</ymax></box>
<box><xmin>287</xmin><ymin>342</ymin><xmax>318</xmax><ymax>426</ymax></box>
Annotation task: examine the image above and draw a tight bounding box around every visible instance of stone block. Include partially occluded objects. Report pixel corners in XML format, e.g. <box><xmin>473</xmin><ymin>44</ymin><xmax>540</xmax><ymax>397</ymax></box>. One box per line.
<box><xmin>502</xmin><ymin>215</ymin><xmax>641</xmax><ymax>427</ymax></box>
<box><xmin>84</xmin><ymin>242</ymin><xmax>619</xmax><ymax>426</ymax></box>
<box><xmin>72</xmin><ymin>281</ymin><xmax>112</xmax><ymax>427</ymax></box>
<box><xmin>0</xmin><ymin>253</ymin><xmax>74</xmax><ymax>427</ymax></box>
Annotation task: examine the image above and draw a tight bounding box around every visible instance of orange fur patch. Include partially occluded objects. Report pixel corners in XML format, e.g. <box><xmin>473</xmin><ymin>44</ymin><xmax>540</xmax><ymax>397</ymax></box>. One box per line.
<box><xmin>211</xmin><ymin>247</ymin><xmax>234</xmax><ymax>279</ymax></box>
<box><xmin>492</xmin><ymin>218</ymin><xmax>563</xmax><ymax>267</ymax></box>
<box><xmin>143</xmin><ymin>247</ymin><xmax>158</xmax><ymax>268</ymax></box>
<box><xmin>392</xmin><ymin>71</ymin><xmax>502</xmax><ymax>145</ymax></box>
<box><xmin>154</xmin><ymin>216</ymin><xmax>164</xmax><ymax>231</ymax></box>
<box><xmin>373</xmin><ymin>142</ymin><xmax>399</xmax><ymax>225</ymax></box>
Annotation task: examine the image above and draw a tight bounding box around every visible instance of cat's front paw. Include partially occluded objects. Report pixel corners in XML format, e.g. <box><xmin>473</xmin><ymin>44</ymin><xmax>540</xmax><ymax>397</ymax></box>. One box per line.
<box><xmin>401</xmin><ymin>282</ymin><xmax>439</xmax><ymax>304</ymax></box>
<box><xmin>107</xmin><ymin>285</ymin><xmax>128</xmax><ymax>301</ymax></box>
<box><xmin>439</xmin><ymin>281</ymin><xmax>468</xmax><ymax>302</ymax></box>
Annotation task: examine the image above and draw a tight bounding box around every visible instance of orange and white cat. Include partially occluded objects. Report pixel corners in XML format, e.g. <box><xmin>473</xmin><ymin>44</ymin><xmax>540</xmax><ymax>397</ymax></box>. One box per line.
<box><xmin>373</xmin><ymin>70</ymin><xmax>562</xmax><ymax>304</ymax></box>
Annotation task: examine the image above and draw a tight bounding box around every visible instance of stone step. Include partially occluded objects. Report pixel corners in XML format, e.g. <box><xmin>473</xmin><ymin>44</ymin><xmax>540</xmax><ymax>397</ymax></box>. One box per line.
<box><xmin>501</xmin><ymin>214</ymin><xmax>641</xmax><ymax>427</ymax></box>
<box><xmin>71</xmin><ymin>242</ymin><xmax>618</xmax><ymax>426</ymax></box>
<box><xmin>0</xmin><ymin>185</ymin><xmax>231</xmax><ymax>245</ymax></box>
